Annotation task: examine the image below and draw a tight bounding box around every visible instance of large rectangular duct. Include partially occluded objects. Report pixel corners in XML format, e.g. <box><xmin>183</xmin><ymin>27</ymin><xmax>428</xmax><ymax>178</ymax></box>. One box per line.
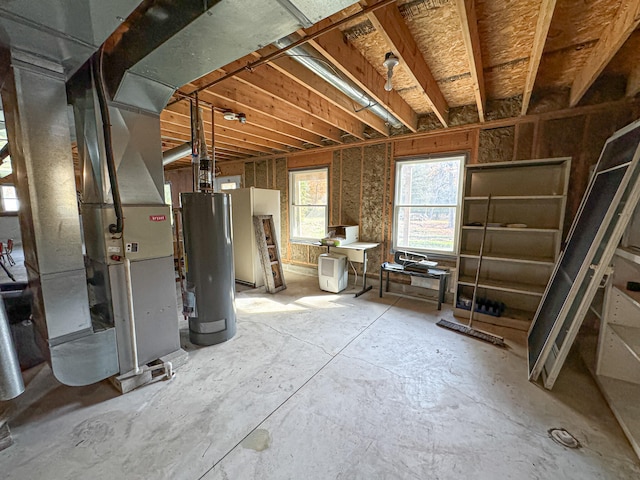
<box><xmin>104</xmin><ymin>0</ymin><xmax>358</xmax><ymax>113</ymax></box>
<box><xmin>0</xmin><ymin>1</ymin><xmax>143</xmax><ymax>78</ymax></box>
<box><xmin>0</xmin><ymin>51</ymin><xmax>119</xmax><ymax>386</ymax></box>
<box><xmin>69</xmin><ymin>63</ymin><xmax>180</xmax><ymax>376</ymax></box>
<box><xmin>0</xmin><ymin>0</ymin><xmax>358</xmax><ymax>391</ymax></box>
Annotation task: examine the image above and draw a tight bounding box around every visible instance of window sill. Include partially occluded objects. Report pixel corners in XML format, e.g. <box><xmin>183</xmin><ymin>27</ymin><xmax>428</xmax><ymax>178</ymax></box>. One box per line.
<box><xmin>290</xmin><ymin>239</ymin><xmax>325</xmax><ymax>247</ymax></box>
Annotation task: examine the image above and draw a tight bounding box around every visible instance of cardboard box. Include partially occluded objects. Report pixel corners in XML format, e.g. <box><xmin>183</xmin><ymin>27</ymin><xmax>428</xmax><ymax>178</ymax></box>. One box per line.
<box><xmin>325</xmin><ymin>225</ymin><xmax>359</xmax><ymax>246</ymax></box>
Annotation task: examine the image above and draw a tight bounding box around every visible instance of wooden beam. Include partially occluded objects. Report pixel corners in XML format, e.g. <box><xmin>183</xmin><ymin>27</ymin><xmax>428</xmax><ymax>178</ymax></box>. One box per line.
<box><xmin>570</xmin><ymin>0</ymin><xmax>640</xmax><ymax>107</ymax></box>
<box><xmin>160</xmin><ymin>128</ymin><xmax>267</xmax><ymax>156</ymax></box>
<box><xmin>161</xmin><ymin>123</ymin><xmax>274</xmax><ymax>154</ymax></box>
<box><xmin>309</xmin><ymin>28</ymin><xmax>418</xmax><ymax>132</ymax></box>
<box><xmin>259</xmin><ymin>47</ymin><xmax>390</xmax><ymax>136</ymax></box>
<box><xmin>366</xmin><ymin>2</ymin><xmax>449</xmax><ymax>127</ymax></box>
<box><xmin>455</xmin><ymin>0</ymin><xmax>486</xmax><ymax>121</ymax></box>
<box><xmin>193</xmin><ymin>79</ymin><xmax>343</xmax><ymax>144</ymax></box>
<box><xmin>521</xmin><ymin>0</ymin><xmax>557</xmax><ymax>115</ymax></box>
<box><xmin>174</xmin><ymin>88</ymin><xmax>324</xmax><ymax>146</ymax></box>
<box><xmin>165</xmin><ymin>101</ymin><xmax>305</xmax><ymax>150</ymax></box>
<box><xmin>627</xmin><ymin>62</ymin><xmax>640</xmax><ymax>97</ymax></box>
<box><xmin>161</xmin><ymin>110</ymin><xmax>289</xmax><ymax>152</ymax></box>
<box><xmin>226</xmin><ymin>60</ymin><xmax>366</xmax><ymax>140</ymax></box>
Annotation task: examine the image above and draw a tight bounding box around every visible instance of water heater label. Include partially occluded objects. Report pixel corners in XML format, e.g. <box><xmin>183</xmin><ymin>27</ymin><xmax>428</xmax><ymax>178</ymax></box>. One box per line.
<box><xmin>149</xmin><ymin>215</ymin><xmax>167</xmax><ymax>222</ymax></box>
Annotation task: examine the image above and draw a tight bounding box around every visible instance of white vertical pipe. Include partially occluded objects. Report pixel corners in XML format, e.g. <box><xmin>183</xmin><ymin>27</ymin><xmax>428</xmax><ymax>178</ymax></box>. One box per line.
<box><xmin>123</xmin><ymin>257</ymin><xmax>142</xmax><ymax>375</ymax></box>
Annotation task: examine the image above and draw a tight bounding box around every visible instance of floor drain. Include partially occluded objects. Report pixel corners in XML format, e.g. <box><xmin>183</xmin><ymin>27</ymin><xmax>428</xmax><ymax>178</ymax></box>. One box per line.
<box><xmin>549</xmin><ymin>428</ymin><xmax>581</xmax><ymax>449</ymax></box>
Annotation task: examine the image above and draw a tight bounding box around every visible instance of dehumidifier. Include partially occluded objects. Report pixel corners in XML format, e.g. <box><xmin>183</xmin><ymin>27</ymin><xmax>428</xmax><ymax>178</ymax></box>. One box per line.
<box><xmin>318</xmin><ymin>253</ymin><xmax>348</xmax><ymax>293</ymax></box>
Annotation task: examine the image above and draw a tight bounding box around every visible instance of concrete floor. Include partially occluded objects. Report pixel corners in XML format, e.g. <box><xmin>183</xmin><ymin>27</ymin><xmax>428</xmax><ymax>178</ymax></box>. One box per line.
<box><xmin>1</xmin><ymin>271</ymin><xmax>639</xmax><ymax>479</ymax></box>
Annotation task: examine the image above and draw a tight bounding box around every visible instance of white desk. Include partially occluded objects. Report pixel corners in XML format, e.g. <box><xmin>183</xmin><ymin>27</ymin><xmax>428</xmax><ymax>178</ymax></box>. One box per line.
<box><xmin>321</xmin><ymin>242</ymin><xmax>380</xmax><ymax>297</ymax></box>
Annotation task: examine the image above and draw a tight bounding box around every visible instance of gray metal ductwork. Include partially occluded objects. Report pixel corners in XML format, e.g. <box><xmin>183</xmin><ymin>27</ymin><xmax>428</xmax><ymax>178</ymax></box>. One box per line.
<box><xmin>0</xmin><ymin>3</ymin><xmax>145</xmax><ymax>386</ymax></box>
<box><xmin>0</xmin><ymin>0</ymin><xmax>359</xmax><ymax>391</ymax></box>
<box><xmin>104</xmin><ymin>0</ymin><xmax>358</xmax><ymax>113</ymax></box>
<box><xmin>163</xmin><ymin>142</ymin><xmax>192</xmax><ymax>166</ymax></box>
<box><xmin>274</xmin><ymin>36</ymin><xmax>403</xmax><ymax>129</ymax></box>
<box><xmin>0</xmin><ymin>300</ymin><xmax>24</xmax><ymax>400</ymax></box>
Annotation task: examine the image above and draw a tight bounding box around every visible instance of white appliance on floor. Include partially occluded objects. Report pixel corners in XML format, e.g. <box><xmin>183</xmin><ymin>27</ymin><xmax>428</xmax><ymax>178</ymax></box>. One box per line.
<box><xmin>318</xmin><ymin>253</ymin><xmax>348</xmax><ymax>293</ymax></box>
<box><xmin>229</xmin><ymin>187</ymin><xmax>281</xmax><ymax>287</ymax></box>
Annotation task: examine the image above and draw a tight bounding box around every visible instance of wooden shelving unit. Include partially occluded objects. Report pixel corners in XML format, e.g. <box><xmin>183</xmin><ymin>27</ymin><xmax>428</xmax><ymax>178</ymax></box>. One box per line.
<box><xmin>454</xmin><ymin>158</ymin><xmax>571</xmax><ymax>330</ymax></box>
<box><xmin>596</xmin><ymin>205</ymin><xmax>640</xmax><ymax>459</ymax></box>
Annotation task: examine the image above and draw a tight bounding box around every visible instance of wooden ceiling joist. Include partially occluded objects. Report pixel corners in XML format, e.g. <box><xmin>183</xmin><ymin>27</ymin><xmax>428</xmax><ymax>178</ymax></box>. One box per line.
<box><xmin>570</xmin><ymin>0</ymin><xmax>640</xmax><ymax>107</ymax></box>
<box><xmin>262</xmin><ymin>49</ymin><xmax>390</xmax><ymax>136</ymax></box>
<box><xmin>161</xmin><ymin>120</ymin><xmax>280</xmax><ymax>154</ymax></box>
<box><xmin>160</xmin><ymin>128</ymin><xmax>269</xmax><ymax>156</ymax></box>
<box><xmin>183</xmin><ymin>88</ymin><xmax>325</xmax><ymax>146</ymax></box>
<box><xmin>161</xmin><ymin>110</ymin><xmax>289</xmax><ymax>152</ymax></box>
<box><xmin>197</xmin><ymin>78</ymin><xmax>343</xmax><ymax>144</ymax></box>
<box><xmin>309</xmin><ymin>28</ymin><xmax>418</xmax><ymax>132</ymax></box>
<box><xmin>165</xmin><ymin>101</ymin><xmax>306</xmax><ymax>150</ymax></box>
<box><xmin>455</xmin><ymin>0</ymin><xmax>486</xmax><ymax>122</ymax></box>
<box><xmin>227</xmin><ymin>61</ymin><xmax>366</xmax><ymax>140</ymax></box>
<box><xmin>365</xmin><ymin>2</ymin><xmax>449</xmax><ymax>127</ymax></box>
<box><xmin>521</xmin><ymin>0</ymin><xmax>557</xmax><ymax>115</ymax></box>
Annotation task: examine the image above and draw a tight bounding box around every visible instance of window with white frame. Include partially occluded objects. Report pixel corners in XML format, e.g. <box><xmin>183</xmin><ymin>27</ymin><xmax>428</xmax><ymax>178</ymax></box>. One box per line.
<box><xmin>1</xmin><ymin>185</ymin><xmax>19</xmax><ymax>212</ymax></box>
<box><xmin>393</xmin><ymin>155</ymin><xmax>465</xmax><ymax>255</ymax></box>
<box><xmin>289</xmin><ymin>167</ymin><xmax>328</xmax><ymax>242</ymax></box>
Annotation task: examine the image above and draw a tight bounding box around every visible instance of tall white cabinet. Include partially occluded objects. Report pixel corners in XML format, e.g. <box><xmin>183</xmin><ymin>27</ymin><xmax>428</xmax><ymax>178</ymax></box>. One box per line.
<box><xmin>595</xmin><ymin>204</ymin><xmax>640</xmax><ymax>458</ymax></box>
<box><xmin>454</xmin><ymin>158</ymin><xmax>571</xmax><ymax>331</ymax></box>
<box><xmin>229</xmin><ymin>188</ymin><xmax>281</xmax><ymax>287</ymax></box>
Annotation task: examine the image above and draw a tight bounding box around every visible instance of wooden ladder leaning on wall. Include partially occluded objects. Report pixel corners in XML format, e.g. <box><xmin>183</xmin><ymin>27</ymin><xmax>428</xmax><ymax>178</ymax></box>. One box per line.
<box><xmin>252</xmin><ymin>215</ymin><xmax>286</xmax><ymax>293</ymax></box>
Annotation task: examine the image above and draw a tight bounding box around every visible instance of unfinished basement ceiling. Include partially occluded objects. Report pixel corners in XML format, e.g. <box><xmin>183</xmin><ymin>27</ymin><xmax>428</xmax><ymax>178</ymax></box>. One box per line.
<box><xmin>156</xmin><ymin>0</ymin><xmax>640</xmax><ymax>169</ymax></box>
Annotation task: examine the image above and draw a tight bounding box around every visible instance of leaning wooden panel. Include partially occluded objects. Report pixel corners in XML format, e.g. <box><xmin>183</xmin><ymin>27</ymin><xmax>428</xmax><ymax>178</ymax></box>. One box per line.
<box><xmin>253</xmin><ymin>215</ymin><xmax>287</xmax><ymax>293</ymax></box>
<box><xmin>528</xmin><ymin>118</ymin><xmax>640</xmax><ymax>389</ymax></box>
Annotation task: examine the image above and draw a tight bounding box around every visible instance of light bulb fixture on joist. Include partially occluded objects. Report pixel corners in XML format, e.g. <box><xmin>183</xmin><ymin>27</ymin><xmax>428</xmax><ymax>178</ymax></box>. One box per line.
<box><xmin>383</xmin><ymin>52</ymin><xmax>399</xmax><ymax>92</ymax></box>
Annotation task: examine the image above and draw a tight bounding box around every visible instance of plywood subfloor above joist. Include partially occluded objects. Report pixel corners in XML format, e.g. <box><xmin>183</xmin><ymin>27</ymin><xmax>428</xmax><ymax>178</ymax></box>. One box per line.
<box><xmin>158</xmin><ymin>0</ymin><xmax>640</xmax><ymax>166</ymax></box>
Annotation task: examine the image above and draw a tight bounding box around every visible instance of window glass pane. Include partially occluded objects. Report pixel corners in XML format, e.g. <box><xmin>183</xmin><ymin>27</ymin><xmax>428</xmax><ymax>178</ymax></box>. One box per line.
<box><xmin>1</xmin><ymin>185</ymin><xmax>18</xmax><ymax>212</ymax></box>
<box><xmin>396</xmin><ymin>206</ymin><xmax>457</xmax><ymax>252</ymax></box>
<box><xmin>3</xmin><ymin>199</ymin><xmax>18</xmax><ymax>212</ymax></box>
<box><xmin>293</xmin><ymin>170</ymin><xmax>328</xmax><ymax>205</ymax></box>
<box><xmin>292</xmin><ymin>206</ymin><xmax>326</xmax><ymax>239</ymax></box>
<box><xmin>398</xmin><ymin>159</ymin><xmax>460</xmax><ymax>205</ymax></box>
<box><xmin>290</xmin><ymin>167</ymin><xmax>328</xmax><ymax>241</ymax></box>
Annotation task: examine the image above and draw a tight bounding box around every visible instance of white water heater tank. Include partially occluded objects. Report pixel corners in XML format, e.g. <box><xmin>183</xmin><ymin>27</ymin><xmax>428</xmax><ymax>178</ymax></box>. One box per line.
<box><xmin>318</xmin><ymin>253</ymin><xmax>348</xmax><ymax>293</ymax></box>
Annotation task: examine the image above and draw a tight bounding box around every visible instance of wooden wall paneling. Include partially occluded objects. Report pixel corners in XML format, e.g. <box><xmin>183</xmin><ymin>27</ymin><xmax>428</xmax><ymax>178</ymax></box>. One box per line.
<box><xmin>394</xmin><ymin>130</ymin><xmax>476</xmax><ymax>158</ymax></box>
<box><xmin>287</xmin><ymin>151</ymin><xmax>333</xmax><ymax>170</ymax></box>
<box><xmin>387</xmin><ymin>141</ymin><xmax>396</xmax><ymax>262</ymax></box>
<box><xmin>274</xmin><ymin>158</ymin><xmax>290</xmax><ymax>262</ymax></box>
